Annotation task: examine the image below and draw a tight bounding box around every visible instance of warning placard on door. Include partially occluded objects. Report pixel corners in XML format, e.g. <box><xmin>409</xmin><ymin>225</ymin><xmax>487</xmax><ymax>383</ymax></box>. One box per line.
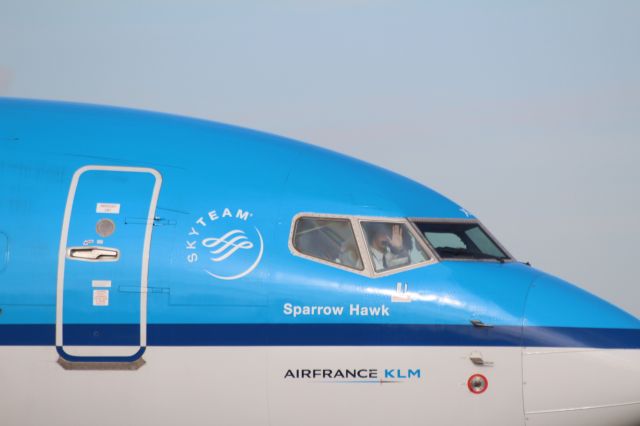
<box><xmin>96</xmin><ymin>203</ymin><xmax>121</xmax><ymax>214</ymax></box>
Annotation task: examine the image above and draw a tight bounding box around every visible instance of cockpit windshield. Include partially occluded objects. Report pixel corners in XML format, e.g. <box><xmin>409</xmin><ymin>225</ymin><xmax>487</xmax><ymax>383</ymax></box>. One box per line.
<box><xmin>412</xmin><ymin>221</ymin><xmax>510</xmax><ymax>262</ymax></box>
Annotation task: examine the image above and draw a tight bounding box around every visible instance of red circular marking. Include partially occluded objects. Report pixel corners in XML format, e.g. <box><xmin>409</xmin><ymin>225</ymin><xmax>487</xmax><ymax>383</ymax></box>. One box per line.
<box><xmin>467</xmin><ymin>374</ymin><xmax>488</xmax><ymax>394</ymax></box>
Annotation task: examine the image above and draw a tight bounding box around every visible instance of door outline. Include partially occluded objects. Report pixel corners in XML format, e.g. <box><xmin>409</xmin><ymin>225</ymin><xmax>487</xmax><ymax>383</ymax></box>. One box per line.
<box><xmin>55</xmin><ymin>165</ymin><xmax>162</xmax><ymax>362</ymax></box>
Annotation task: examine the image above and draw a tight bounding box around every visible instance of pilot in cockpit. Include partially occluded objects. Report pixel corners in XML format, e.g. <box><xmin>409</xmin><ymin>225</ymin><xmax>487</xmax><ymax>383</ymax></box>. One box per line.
<box><xmin>365</xmin><ymin>223</ymin><xmax>411</xmax><ymax>272</ymax></box>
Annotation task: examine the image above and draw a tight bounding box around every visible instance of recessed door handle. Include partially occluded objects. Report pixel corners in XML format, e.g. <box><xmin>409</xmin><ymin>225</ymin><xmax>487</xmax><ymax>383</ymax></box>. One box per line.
<box><xmin>470</xmin><ymin>319</ymin><xmax>493</xmax><ymax>329</ymax></box>
<box><xmin>469</xmin><ymin>352</ymin><xmax>494</xmax><ymax>367</ymax></box>
<box><xmin>68</xmin><ymin>247</ymin><xmax>119</xmax><ymax>261</ymax></box>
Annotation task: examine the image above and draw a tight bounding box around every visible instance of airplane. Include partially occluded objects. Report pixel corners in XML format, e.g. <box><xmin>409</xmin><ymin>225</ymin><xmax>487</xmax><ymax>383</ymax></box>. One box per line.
<box><xmin>0</xmin><ymin>97</ymin><xmax>638</xmax><ymax>426</ymax></box>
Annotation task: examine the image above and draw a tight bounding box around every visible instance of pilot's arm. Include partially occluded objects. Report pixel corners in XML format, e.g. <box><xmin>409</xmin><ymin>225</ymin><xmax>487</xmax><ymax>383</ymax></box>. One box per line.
<box><xmin>384</xmin><ymin>225</ymin><xmax>410</xmax><ymax>268</ymax></box>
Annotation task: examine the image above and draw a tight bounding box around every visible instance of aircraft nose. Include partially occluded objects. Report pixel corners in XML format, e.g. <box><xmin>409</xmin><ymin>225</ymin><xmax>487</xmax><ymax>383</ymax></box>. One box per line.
<box><xmin>522</xmin><ymin>274</ymin><xmax>640</xmax><ymax>426</ymax></box>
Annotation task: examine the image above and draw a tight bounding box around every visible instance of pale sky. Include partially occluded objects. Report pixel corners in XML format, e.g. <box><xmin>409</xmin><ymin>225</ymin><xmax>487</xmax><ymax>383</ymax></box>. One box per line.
<box><xmin>1</xmin><ymin>1</ymin><xmax>639</xmax><ymax>317</ymax></box>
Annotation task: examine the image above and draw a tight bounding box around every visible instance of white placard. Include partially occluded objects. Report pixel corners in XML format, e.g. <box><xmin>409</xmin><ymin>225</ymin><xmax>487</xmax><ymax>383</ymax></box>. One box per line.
<box><xmin>96</xmin><ymin>203</ymin><xmax>121</xmax><ymax>214</ymax></box>
<box><xmin>93</xmin><ymin>289</ymin><xmax>109</xmax><ymax>306</ymax></box>
<box><xmin>92</xmin><ymin>280</ymin><xmax>112</xmax><ymax>288</ymax></box>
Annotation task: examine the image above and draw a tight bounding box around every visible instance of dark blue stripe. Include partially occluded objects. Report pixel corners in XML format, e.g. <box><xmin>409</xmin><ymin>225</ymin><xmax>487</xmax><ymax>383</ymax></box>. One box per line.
<box><xmin>0</xmin><ymin>324</ymin><xmax>639</xmax><ymax>349</ymax></box>
<box><xmin>63</xmin><ymin>324</ymin><xmax>140</xmax><ymax>346</ymax></box>
<box><xmin>0</xmin><ymin>324</ymin><xmax>55</xmax><ymax>345</ymax></box>
<box><xmin>145</xmin><ymin>324</ymin><xmax>524</xmax><ymax>347</ymax></box>
<box><xmin>523</xmin><ymin>326</ymin><xmax>640</xmax><ymax>349</ymax></box>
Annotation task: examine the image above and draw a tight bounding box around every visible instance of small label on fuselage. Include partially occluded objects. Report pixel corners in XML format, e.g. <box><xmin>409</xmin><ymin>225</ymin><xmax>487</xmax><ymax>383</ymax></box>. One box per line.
<box><xmin>93</xmin><ymin>289</ymin><xmax>109</xmax><ymax>306</ymax></box>
<box><xmin>96</xmin><ymin>203</ymin><xmax>121</xmax><ymax>214</ymax></box>
<box><xmin>283</xmin><ymin>303</ymin><xmax>390</xmax><ymax>318</ymax></box>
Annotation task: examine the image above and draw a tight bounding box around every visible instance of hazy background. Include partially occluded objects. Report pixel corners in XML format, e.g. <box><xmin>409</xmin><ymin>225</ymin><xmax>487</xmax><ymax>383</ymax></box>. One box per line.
<box><xmin>1</xmin><ymin>1</ymin><xmax>639</xmax><ymax>317</ymax></box>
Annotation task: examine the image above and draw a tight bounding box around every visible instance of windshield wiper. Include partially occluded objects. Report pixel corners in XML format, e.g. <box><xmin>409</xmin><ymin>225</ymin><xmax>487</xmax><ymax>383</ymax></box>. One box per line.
<box><xmin>437</xmin><ymin>247</ymin><xmax>508</xmax><ymax>263</ymax></box>
<box><xmin>437</xmin><ymin>247</ymin><xmax>469</xmax><ymax>257</ymax></box>
<box><xmin>466</xmin><ymin>253</ymin><xmax>508</xmax><ymax>263</ymax></box>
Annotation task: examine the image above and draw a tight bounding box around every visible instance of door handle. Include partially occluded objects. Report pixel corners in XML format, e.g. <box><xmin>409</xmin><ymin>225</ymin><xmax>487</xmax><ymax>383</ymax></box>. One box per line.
<box><xmin>68</xmin><ymin>247</ymin><xmax>119</xmax><ymax>261</ymax></box>
<box><xmin>470</xmin><ymin>319</ymin><xmax>493</xmax><ymax>329</ymax></box>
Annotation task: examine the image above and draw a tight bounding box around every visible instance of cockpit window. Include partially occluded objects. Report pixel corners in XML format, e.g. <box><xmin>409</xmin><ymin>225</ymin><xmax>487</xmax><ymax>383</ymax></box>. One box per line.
<box><xmin>413</xmin><ymin>221</ymin><xmax>509</xmax><ymax>261</ymax></box>
<box><xmin>361</xmin><ymin>221</ymin><xmax>429</xmax><ymax>272</ymax></box>
<box><xmin>293</xmin><ymin>217</ymin><xmax>364</xmax><ymax>270</ymax></box>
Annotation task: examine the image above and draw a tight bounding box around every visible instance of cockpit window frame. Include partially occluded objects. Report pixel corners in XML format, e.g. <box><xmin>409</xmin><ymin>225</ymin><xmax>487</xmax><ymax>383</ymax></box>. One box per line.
<box><xmin>289</xmin><ymin>213</ymin><xmax>438</xmax><ymax>278</ymax></box>
<box><xmin>289</xmin><ymin>213</ymin><xmax>370</xmax><ymax>277</ymax></box>
<box><xmin>355</xmin><ymin>216</ymin><xmax>438</xmax><ymax>278</ymax></box>
<box><xmin>409</xmin><ymin>218</ymin><xmax>515</xmax><ymax>263</ymax></box>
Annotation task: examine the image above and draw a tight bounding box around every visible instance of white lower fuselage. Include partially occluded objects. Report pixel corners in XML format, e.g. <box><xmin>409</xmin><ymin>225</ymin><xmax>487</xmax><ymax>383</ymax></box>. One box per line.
<box><xmin>2</xmin><ymin>346</ymin><xmax>639</xmax><ymax>426</ymax></box>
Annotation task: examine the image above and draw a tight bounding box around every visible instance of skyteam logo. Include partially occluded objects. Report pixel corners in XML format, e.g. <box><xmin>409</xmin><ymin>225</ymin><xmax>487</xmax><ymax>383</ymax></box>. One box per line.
<box><xmin>202</xmin><ymin>230</ymin><xmax>254</xmax><ymax>262</ymax></box>
<box><xmin>185</xmin><ymin>207</ymin><xmax>264</xmax><ymax>280</ymax></box>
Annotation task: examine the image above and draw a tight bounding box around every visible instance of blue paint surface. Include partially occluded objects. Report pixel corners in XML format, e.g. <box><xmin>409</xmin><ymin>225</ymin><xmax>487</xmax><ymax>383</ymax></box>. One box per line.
<box><xmin>0</xmin><ymin>232</ymin><xmax>8</xmax><ymax>272</ymax></box>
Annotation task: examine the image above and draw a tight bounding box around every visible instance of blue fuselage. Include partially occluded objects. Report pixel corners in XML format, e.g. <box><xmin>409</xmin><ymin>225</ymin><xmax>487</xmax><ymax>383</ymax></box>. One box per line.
<box><xmin>0</xmin><ymin>98</ymin><xmax>638</xmax><ymax>355</ymax></box>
